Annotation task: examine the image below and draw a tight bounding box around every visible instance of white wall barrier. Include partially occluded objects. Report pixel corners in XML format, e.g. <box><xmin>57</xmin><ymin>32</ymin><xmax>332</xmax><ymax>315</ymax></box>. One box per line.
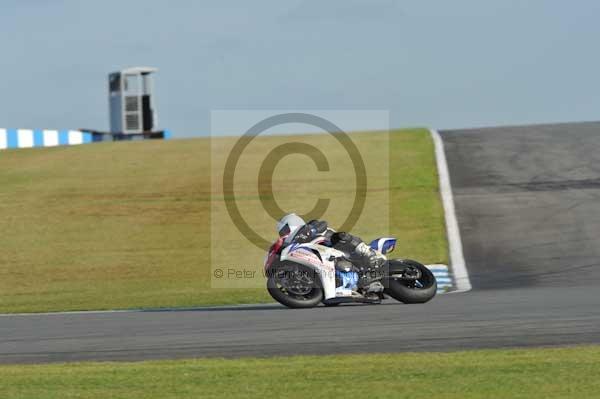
<box><xmin>0</xmin><ymin>129</ymin><xmax>92</xmax><ymax>150</ymax></box>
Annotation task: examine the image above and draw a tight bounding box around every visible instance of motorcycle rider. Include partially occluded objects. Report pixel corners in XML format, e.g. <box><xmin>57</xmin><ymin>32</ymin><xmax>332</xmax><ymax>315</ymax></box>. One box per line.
<box><xmin>276</xmin><ymin>213</ymin><xmax>386</xmax><ymax>292</ymax></box>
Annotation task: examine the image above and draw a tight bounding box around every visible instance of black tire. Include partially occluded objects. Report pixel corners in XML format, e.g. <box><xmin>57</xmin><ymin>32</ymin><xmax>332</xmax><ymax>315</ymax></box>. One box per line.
<box><xmin>384</xmin><ymin>259</ymin><xmax>437</xmax><ymax>304</ymax></box>
<box><xmin>267</xmin><ymin>263</ymin><xmax>324</xmax><ymax>308</ymax></box>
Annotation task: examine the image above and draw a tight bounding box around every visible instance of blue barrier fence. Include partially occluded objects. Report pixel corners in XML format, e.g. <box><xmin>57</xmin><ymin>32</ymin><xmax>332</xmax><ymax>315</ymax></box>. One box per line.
<box><xmin>0</xmin><ymin>128</ymin><xmax>171</xmax><ymax>150</ymax></box>
<box><xmin>0</xmin><ymin>129</ymin><xmax>92</xmax><ymax>150</ymax></box>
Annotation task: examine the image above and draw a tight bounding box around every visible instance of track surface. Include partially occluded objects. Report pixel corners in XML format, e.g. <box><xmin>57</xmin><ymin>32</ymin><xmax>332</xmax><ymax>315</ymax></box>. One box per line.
<box><xmin>442</xmin><ymin>121</ymin><xmax>600</xmax><ymax>289</ymax></box>
<box><xmin>1</xmin><ymin>286</ymin><xmax>599</xmax><ymax>364</ymax></box>
<box><xmin>2</xmin><ymin>122</ymin><xmax>600</xmax><ymax>364</ymax></box>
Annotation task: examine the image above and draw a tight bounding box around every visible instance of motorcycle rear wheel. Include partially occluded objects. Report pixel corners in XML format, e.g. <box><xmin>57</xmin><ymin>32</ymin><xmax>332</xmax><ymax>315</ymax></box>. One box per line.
<box><xmin>267</xmin><ymin>263</ymin><xmax>324</xmax><ymax>308</ymax></box>
<box><xmin>384</xmin><ymin>259</ymin><xmax>437</xmax><ymax>304</ymax></box>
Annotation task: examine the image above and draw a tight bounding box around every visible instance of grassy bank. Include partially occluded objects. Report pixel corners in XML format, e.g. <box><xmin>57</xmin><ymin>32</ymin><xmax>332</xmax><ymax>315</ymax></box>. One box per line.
<box><xmin>0</xmin><ymin>128</ymin><xmax>446</xmax><ymax>313</ymax></box>
<box><xmin>1</xmin><ymin>346</ymin><xmax>599</xmax><ymax>399</ymax></box>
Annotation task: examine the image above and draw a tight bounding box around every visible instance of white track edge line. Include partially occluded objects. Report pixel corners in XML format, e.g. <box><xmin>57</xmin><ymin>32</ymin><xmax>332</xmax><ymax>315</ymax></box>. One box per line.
<box><xmin>430</xmin><ymin>129</ymin><xmax>472</xmax><ymax>292</ymax></box>
<box><xmin>0</xmin><ymin>303</ymin><xmax>280</xmax><ymax>317</ymax></box>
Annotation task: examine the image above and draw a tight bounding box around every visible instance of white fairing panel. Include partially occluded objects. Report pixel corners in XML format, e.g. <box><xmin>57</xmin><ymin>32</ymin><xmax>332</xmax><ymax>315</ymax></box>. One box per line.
<box><xmin>280</xmin><ymin>243</ymin><xmax>344</xmax><ymax>300</ymax></box>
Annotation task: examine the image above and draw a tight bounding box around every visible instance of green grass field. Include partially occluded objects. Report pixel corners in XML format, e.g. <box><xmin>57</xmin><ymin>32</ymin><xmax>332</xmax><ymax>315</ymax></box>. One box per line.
<box><xmin>0</xmin><ymin>129</ymin><xmax>446</xmax><ymax>313</ymax></box>
<box><xmin>1</xmin><ymin>346</ymin><xmax>599</xmax><ymax>399</ymax></box>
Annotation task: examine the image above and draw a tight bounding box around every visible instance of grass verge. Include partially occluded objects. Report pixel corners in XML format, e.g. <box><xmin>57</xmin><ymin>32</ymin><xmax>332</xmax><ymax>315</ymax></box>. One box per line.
<box><xmin>0</xmin><ymin>128</ymin><xmax>446</xmax><ymax>312</ymax></box>
<box><xmin>1</xmin><ymin>346</ymin><xmax>599</xmax><ymax>399</ymax></box>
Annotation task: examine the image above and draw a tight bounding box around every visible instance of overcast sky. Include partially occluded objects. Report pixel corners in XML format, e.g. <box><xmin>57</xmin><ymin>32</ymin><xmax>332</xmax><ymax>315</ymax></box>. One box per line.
<box><xmin>1</xmin><ymin>0</ymin><xmax>599</xmax><ymax>137</ymax></box>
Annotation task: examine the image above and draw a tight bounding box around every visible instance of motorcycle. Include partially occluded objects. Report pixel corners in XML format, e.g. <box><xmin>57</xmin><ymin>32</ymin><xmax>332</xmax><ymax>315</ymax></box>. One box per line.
<box><xmin>265</xmin><ymin>235</ymin><xmax>437</xmax><ymax>308</ymax></box>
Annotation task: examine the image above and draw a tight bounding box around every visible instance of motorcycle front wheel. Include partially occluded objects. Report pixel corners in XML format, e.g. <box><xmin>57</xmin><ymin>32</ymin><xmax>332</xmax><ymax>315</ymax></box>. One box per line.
<box><xmin>266</xmin><ymin>262</ymin><xmax>324</xmax><ymax>308</ymax></box>
<box><xmin>384</xmin><ymin>259</ymin><xmax>437</xmax><ymax>304</ymax></box>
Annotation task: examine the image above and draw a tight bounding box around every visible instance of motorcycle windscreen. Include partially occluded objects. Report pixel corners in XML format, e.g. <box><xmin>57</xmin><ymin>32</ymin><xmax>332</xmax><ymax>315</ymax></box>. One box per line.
<box><xmin>369</xmin><ymin>237</ymin><xmax>397</xmax><ymax>254</ymax></box>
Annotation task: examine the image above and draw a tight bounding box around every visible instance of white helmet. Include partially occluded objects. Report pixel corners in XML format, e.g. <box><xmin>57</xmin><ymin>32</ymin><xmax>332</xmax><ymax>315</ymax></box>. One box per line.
<box><xmin>276</xmin><ymin>213</ymin><xmax>305</xmax><ymax>238</ymax></box>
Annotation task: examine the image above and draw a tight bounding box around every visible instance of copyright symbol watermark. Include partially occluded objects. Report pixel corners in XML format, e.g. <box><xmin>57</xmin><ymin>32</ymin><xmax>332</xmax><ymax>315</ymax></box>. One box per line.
<box><xmin>210</xmin><ymin>110</ymin><xmax>390</xmax><ymax>288</ymax></box>
<box><xmin>222</xmin><ymin>112</ymin><xmax>367</xmax><ymax>250</ymax></box>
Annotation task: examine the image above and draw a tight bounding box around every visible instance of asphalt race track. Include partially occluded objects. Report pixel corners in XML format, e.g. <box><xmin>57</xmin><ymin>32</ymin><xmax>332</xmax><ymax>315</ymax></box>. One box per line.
<box><xmin>1</xmin><ymin>122</ymin><xmax>600</xmax><ymax>364</ymax></box>
<box><xmin>442</xmin><ymin>121</ymin><xmax>600</xmax><ymax>290</ymax></box>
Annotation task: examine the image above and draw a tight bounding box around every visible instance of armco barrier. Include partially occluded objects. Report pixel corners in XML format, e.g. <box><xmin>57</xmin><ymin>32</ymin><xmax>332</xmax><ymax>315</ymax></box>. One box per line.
<box><xmin>0</xmin><ymin>128</ymin><xmax>92</xmax><ymax>150</ymax></box>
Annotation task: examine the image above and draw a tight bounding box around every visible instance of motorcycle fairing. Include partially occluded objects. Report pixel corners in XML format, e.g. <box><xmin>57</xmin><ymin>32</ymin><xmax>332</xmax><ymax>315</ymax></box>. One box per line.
<box><xmin>279</xmin><ymin>241</ymin><xmax>343</xmax><ymax>300</ymax></box>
